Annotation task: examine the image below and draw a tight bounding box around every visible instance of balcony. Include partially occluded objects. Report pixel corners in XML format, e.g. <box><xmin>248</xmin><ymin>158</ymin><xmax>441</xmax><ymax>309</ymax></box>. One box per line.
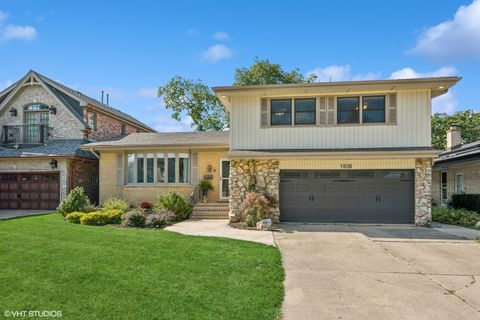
<box><xmin>1</xmin><ymin>124</ymin><xmax>50</xmax><ymax>147</ymax></box>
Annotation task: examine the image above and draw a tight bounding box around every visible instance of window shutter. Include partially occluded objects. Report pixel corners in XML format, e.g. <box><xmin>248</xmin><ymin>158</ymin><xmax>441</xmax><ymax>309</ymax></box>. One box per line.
<box><xmin>318</xmin><ymin>96</ymin><xmax>327</xmax><ymax>126</ymax></box>
<box><xmin>116</xmin><ymin>153</ymin><xmax>124</xmax><ymax>185</ymax></box>
<box><xmin>260</xmin><ymin>98</ymin><xmax>268</xmax><ymax>128</ymax></box>
<box><xmin>191</xmin><ymin>152</ymin><xmax>198</xmax><ymax>184</ymax></box>
<box><xmin>388</xmin><ymin>93</ymin><xmax>397</xmax><ymax>124</ymax></box>
<box><xmin>327</xmin><ymin>96</ymin><xmax>335</xmax><ymax>125</ymax></box>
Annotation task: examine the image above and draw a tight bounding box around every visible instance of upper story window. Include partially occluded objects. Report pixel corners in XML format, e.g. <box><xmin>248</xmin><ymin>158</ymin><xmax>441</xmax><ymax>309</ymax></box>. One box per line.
<box><xmin>362</xmin><ymin>96</ymin><xmax>385</xmax><ymax>123</ymax></box>
<box><xmin>24</xmin><ymin>104</ymin><xmax>49</xmax><ymax>126</ymax></box>
<box><xmin>337</xmin><ymin>97</ymin><xmax>360</xmax><ymax>124</ymax></box>
<box><xmin>294</xmin><ymin>99</ymin><xmax>316</xmax><ymax>125</ymax></box>
<box><xmin>121</xmin><ymin>124</ymin><xmax>126</xmax><ymax>135</ymax></box>
<box><xmin>88</xmin><ymin>112</ymin><xmax>97</xmax><ymax>131</ymax></box>
<box><xmin>271</xmin><ymin>99</ymin><xmax>292</xmax><ymax>125</ymax></box>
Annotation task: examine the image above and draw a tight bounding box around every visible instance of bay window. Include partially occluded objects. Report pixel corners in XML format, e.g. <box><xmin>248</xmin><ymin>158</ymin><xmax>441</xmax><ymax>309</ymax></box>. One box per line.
<box><xmin>168</xmin><ymin>153</ymin><xmax>176</xmax><ymax>183</ymax></box>
<box><xmin>136</xmin><ymin>153</ymin><xmax>144</xmax><ymax>183</ymax></box>
<box><xmin>179</xmin><ymin>153</ymin><xmax>190</xmax><ymax>183</ymax></box>
<box><xmin>156</xmin><ymin>153</ymin><xmax>165</xmax><ymax>183</ymax></box>
<box><xmin>146</xmin><ymin>153</ymin><xmax>154</xmax><ymax>183</ymax></box>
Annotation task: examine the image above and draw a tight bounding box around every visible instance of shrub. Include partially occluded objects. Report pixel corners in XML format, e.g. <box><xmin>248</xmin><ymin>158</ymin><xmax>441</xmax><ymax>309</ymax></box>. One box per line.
<box><xmin>451</xmin><ymin>194</ymin><xmax>480</xmax><ymax>213</ymax></box>
<box><xmin>198</xmin><ymin>179</ymin><xmax>214</xmax><ymax>196</ymax></box>
<box><xmin>80</xmin><ymin>211</ymin><xmax>111</xmax><ymax>226</ymax></box>
<box><xmin>139</xmin><ymin>201</ymin><xmax>153</xmax><ymax>209</ymax></box>
<box><xmin>145</xmin><ymin>209</ymin><xmax>176</xmax><ymax>228</ymax></box>
<box><xmin>242</xmin><ymin>192</ymin><xmax>276</xmax><ymax>227</ymax></box>
<box><xmin>122</xmin><ymin>211</ymin><xmax>147</xmax><ymax>228</ymax></box>
<box><xmin>101</xmin><ymin>197</ymin><xmax>130</xmax><ymax>213</ymax></box>
<box><xmin>154</xmin><ymin>190</ymin><xmax>192</xmax><ymax>221</ymax></box>
<box><xmin>65</xmin><ymin>212</ymin><xmax>85</xmax><ymax>224</ymax></box>
<box><xmin>432</xmin><ymin>206</ymin><xmax>480</xmax><ymax>228</ymax></box>
<box><xmin>104</xmin><ymin>209</ymin><xmax>124</xmax><ymax>224</ymax></box>
<box><xmin>82</xmin><ymin>203</ymin><xmax>98</xmax><ymax>213</ymax></box>
<box><xmin>57</xmin><ymin>187</ymin><xmax>90</xmax><ymax>216</ymax></box>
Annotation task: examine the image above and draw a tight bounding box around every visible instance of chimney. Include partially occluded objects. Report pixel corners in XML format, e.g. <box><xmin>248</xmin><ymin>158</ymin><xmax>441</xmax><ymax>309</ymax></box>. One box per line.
<box><xmin>106</xmin><ymin>93</ymin><xmax>109</xmax><ymax>106</ymax></box>
<box><xmin>446</xmin><ymin>124</ymin><xmax>462</xmax><ymax>151</ymax></box>
<box><xmin>101</xmin><ymin>90</ymin><xmax>104</xmax><ymax>104</ymax></box>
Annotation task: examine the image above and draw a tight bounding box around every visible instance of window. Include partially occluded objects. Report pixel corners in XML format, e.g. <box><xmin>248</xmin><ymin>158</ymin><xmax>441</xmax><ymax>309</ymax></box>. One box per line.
<box><xmin>88</xmin><ymin>112</ymin><xmax>97</xmax><ymax>131</ymax></box>
<box><xmin>121</xmin><ymin>124</ymin><xmax>126</xmax><ymax>135</ymax></box>
<box><xmin>337</xmin><ymin>97</ymin><xmax>359</xmax><ymax>124</ymax></box>
<box><xmin>441</xmin><ymin>171</ymin><xmax>448</xmax><ymax>204</ymax></box>
<box><xmin>156</xmin><ymin>153</ymin><xmax>165</xmax><ymax>183</ymax></box>
<box><xmin>137</xmin><ymin>153</ymin><xmax>144</xmax><ymax>183</ymax></box>
<box><xmin>116</xmin><ymin>153</ymin><xmax>124</xmax><ymax>185</ymax></box>
<box><xmin>294</xmin><ymin>99</ymin><xmax>316</xmax><ymax>125</ymax></box>
<box><xmin>179</xmin><ymin>153</ymin><xmax>190</xmax><ymax>183</ymax></box>
<box><xmin>146</xmin><ymin>153</ymin><xmax>154</xmax><ymax>183</ymax></box>
<box><xmin>168</xmin><ymin>153</ymin><xmax>176</xmax><ymax>183</ymax></box>
<box><xmin>127</xmin><ymin>153</ymin><xmax>135</xmax><ymax>183</ymax></box>
<box><xmin>271</xmin><ymin>99</ymin><xmax>292</xmax><ymax>125</ymax></box>
<box><xmin>362</xmin><ymin>96</ymin><xmax>385</xmax><ymax>123</ymax></box>
<box><xmin>455</xmin><ymin>173</ymin><xmax>464</xmax><ymax>194</ymax></box>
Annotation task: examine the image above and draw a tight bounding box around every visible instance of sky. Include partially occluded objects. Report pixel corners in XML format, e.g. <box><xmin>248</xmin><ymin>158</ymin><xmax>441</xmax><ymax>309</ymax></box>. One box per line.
<box><xmin>1</xmin><ymin>0</ymin><xmax>480</xmax><ymax>131</ymax></box>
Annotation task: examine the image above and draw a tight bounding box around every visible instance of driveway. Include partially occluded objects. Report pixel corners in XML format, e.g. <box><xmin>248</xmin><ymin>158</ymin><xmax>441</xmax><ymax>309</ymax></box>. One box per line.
<box><xmin>0</xmin><ymin>210</ymin><xmax>52</xmax><ymax>220</ymax></box>
<box><xmin>275</xmin><ymin>224</ymin><xmax>480</xmax><ymax>320</ymax></box>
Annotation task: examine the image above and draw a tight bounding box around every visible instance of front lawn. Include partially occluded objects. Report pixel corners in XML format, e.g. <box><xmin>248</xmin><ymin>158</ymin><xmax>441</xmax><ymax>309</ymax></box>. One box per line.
<box><xmin>0</xmin><ymin>214</ymin><xmax>284</xmax><ymax>320</ymax></box>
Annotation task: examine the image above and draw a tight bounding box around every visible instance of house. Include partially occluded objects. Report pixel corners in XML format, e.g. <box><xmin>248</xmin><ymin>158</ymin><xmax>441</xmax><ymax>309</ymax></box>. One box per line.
<box><xmin>85</xmin><ymin>76</ymin><xmax>460</xmax><ymax>226</ymax></box>
<box><xmin>0</xmin><ymin>70</ymin><xmax>155</xmax><ymax>210</ymax></box>
<box><xmin>432</xmin><ymin>125</ymin><xmax>480</xmax><ymax>206</ymax></box>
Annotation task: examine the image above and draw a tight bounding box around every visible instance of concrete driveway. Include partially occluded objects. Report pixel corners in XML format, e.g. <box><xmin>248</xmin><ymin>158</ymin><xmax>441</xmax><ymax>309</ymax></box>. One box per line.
<box><xmin>0</xmin><ymin>210</ymin><xmax>52</xmax><ymax>220</ymax></box>
<box><xmin>275</xmin><ymin>224</ymin><xmax>480</xmax><ymax>320</ymax></box>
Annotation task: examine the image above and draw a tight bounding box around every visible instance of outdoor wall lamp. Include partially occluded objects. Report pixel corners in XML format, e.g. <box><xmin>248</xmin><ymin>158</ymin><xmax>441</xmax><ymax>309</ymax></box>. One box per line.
<box><xmin>49</xmin><ymin>105</ymin><xmax>57</xmax><ymax>115</ymax></box>
<box><xmin>9</xmin><ymin>107</ymin><xmax>17</xmax><ymax>117</ymax></box>
<box><xmin>50</xmin><ymin>159</ymin><xmax>58</xmax><ymax>170</ymax></box>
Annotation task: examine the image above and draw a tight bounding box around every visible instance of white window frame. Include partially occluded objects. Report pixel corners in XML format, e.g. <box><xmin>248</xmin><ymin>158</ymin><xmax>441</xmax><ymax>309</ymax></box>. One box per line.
<box><xmin>440</xmin><ymin>171</ymin><xmax>448</xmax><ymax>205</ymax></box>
<box><xmin>455</xmin><ymin>172</ymin><xmax>464</xmax><ymax>194</ymax></box>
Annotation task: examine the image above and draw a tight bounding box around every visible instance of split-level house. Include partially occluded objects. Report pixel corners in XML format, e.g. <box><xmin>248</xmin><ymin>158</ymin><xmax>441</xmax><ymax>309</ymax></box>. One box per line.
<box><xmin>0</xmin><ymin>70</ymin><xmax>154</xmax><ymax>210</ymax></box>
<box><xmin>85</xmin><ymin>76</ymin><xmax>460</xmax><ymax>226</ymax></box>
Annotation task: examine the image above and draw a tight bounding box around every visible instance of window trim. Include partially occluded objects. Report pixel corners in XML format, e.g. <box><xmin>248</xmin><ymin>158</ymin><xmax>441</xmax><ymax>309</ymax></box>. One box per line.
<box><xmin>455</xmin><ymin>172</ymin><xmax>464</xmax><ymax>194</ymax></box>
<box><xmin>270</xmin><ymin>99</ymin><xmax>293</xmax><ymax>126</ymax></box>
<box><xmin>336</xmin><ymin>96</ymin><xmax>360</xmax><ymax>125</ymax></box>
<box><xmin>441</xmin><ymin>171</ymin><xmax>448</xmax><ymax>205</ymax></box>
<box><xmin>361</xmin><ymin>95</ymin><xmax>386</xmax><ymax>124</ymax></box>
<box><xmin>294</xmin><ymin>98</ymin><xmax>316</xmax><ymax>125</ymax></box>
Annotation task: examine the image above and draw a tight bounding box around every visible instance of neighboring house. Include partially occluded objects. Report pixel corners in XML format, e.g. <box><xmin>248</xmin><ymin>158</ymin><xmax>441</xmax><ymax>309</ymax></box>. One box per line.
<box><xmin>85</xmin><ymin>76</ymin><xmax>460</xmax><ymax>226</ymax></box>
<box><xmin>432</xmin><ymin>125</ymin><xmax>480</xmax><ymax>206</ymax></box>
<box><xmin>0</xmin><ymin>70</ymin><xmax>155</xmax><ymax>210</ymax></box>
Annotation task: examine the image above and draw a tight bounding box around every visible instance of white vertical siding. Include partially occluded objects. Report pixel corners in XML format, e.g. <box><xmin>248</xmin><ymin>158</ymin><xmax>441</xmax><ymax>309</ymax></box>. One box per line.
<box><xmin>230</xmin><ymin>90</ymin><xmax>432</xmax><ymax>150</ymax></box>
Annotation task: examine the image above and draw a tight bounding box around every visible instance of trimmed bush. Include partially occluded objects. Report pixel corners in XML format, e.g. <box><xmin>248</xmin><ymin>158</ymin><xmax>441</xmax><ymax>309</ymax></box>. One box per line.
<box><xmin>145</xmin><ymin>209</ymin><xmax>176</xmax><ymax>228</ymax></box>
<box><xmin>101</xmin><ymin>197</ymin><xmax>130</xmax><ymax>213</ymax></box>
<box><xmin>122</xmin><ymin>211</ymin><xmax>147</xmax><ymax>228</ymax></box>
<box><xmin>57</xmin><ymin>187</ymin><xmax>90</xmax><ymax>216</ymax></box>
<box><xmin>432</xmin><ymin>206</ymin><xmax>480</xmax><ymax>228</ymax></box>
<box><xmin>154</xmin><ymin>190</ymin><xmax>192</xmax><ymax>221</ymax></box>
<box><xmin>65</xmin><ymin>212</ymin><xmax>85</xmax><ymax>224</ymax></box>
<box><xmin>80</xmin><ymin>211</ymin><xmax>111</xmax><ymax>226</ymax></box>
<box><xmin>451</xmin><ymin>194</ymin><xmax>480</xmax><ymax>213</ymax></box>
<box><xmin>104</xmin><ymin>209</ymin><xmax>124</xmax><ymax>224</ymax></box>
<box><xmin>82</xmin><ymin>203</ymin><xmax>98</xmax><ymax>213</ymax></box>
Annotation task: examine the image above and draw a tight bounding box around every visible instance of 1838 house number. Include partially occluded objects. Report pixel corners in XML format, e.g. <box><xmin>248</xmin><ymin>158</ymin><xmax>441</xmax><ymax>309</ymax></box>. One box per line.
<box><xmin>340</xmin><ymin>163</ymin><xmax>352</xmax><ymax>169</ymax></box>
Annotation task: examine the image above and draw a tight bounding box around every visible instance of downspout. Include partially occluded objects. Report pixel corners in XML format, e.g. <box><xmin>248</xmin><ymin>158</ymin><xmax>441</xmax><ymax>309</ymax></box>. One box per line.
<box><xmin>89</xmin><ymin>148</ymin><xmax>100</xmax><ymax>159</ymax></box>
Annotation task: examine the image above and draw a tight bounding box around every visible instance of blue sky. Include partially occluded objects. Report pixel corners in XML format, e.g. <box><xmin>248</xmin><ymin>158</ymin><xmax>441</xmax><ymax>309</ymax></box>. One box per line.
<box><xmin>1</xmin><ymin>0</ymin><xmax>479</xmax><ymax>131</ymax></box>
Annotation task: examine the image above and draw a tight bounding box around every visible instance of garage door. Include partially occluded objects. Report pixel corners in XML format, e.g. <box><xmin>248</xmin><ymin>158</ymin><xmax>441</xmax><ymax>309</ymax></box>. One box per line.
<box><xmin>0</xmin><ymin>173</ymin><xmax>60</xmax><ymax>210</ymax></box>
<box><xmin>280</xmin><ymin>170</ymin><xmax>414</xmax><ymax>223</ymax></box>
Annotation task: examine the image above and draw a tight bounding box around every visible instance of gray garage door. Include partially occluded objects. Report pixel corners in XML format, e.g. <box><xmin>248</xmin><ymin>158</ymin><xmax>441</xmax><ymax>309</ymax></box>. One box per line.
<box><xmin>280</xmin><ymin>170</ymin><xmax>414</xmax><ymax>223</ymax></box>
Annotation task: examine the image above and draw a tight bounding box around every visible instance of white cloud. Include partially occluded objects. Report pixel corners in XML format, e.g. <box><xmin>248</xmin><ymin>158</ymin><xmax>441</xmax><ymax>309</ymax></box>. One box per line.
<box><xmin>0</xmin><ymin>11</ymin><xmax>8</xmax><ymax>24</ymax></box>
<box><xmin>136</xmin><ymin>87</ymin><xmax>158</xmax><ymax>99</ymax></box>
<box><xmin>1</xmin><ymin>25</ymin><xmax>37</xmax><ymax>41</ymax></box>
<box><xmin>212</xmin><ymin>31</ymin><xmax>229</xmax><ymax>40</ymax></box>
<box><xmin>389</xmin><ymin>66</ymin><xmax>457</xmax><ymax>79</ymax></box>
<box><xmin>432</xmin><ymin>90</ymin><xmax>458</xmax><ymax>114</ymax></box>
<box><xmin>307</xmin><ymin>64</ymin><xmax>380</xmax><ymax>82</ymax></box>
<box><xmin>409</xmin><ymin>0</ymin><xmax>480</xmax><ymax>61</ymax></box>
<box><xmin>200</xmin><ymin>44</ymin><xmax>232</xmax><ymax>62</ymax></box>
<box><xmin>153</xmin><ymin>115</ymin><xmax>193</xmax><ymax>132</ymax></box>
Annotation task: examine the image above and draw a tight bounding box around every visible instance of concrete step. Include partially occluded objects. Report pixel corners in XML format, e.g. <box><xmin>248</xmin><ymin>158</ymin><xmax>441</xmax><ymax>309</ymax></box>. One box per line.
<box><xmin>190</xmin><ymin>202</ymin><xmax>229</xmax><ymax>219</ymax></box>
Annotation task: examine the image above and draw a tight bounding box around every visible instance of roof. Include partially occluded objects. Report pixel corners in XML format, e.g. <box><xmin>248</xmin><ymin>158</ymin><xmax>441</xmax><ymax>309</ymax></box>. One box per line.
<box><xmin>0</xmin><ymin>70</ymin><xmax>155</xmax><ymax>132</ymax></box>
<box><xmin>213</xmin><ymin>77</ymin><xmax>461</xmax><ymax>108</ymax></box>
<box><xmin>81</xmin><ymin>131</ymin><xmax>230</xmax><ymax>150</ymax></box>
<box><xmin>434</xmin><ymin>140</ymin><xmax>480</xmax><ymax>166</ymax></box>
<box><xmin>0</xmin><ymin>139</ymin><xmax>97</xmax><ymax>159</ymax></box>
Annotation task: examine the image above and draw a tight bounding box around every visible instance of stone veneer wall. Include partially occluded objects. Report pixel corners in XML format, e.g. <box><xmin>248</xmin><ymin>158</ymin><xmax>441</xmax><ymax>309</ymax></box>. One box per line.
<box><xmin>415</xmin><ymin>158</ymin><xmax>433</xmax><ymax>226</ymax></box>
<box><xmin>229</xmin><ymin>160</ymin><xmax>280</xmax><ymax>223</ymax></box>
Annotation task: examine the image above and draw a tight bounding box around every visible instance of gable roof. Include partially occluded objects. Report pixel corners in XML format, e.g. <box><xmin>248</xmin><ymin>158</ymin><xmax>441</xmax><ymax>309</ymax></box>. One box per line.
<box><xmin>435</xmin><ymin>140</ymin><xmax>480</xmax><ymax>166</ymax></box>
<box><xmin>81</xmin><ymin>131</ymin><xmax>230</xmax><ymax>150</ymax></box>
<box><xmin>0</xmin><ymin>70</ymin><xmax>155</xmax><ymax>132</ymax></box>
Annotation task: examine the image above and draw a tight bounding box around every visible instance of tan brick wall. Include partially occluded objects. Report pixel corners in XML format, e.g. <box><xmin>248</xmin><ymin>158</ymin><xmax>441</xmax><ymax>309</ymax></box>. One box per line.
<box><xmin>197</xmin><ymin>150</ymin><xmax>228</xmax><ymax>202</ymax></box>
<box><xmin>432</xmin><ymin>163</ymin><xmax>480</xmax><ymax>205</ymax></box>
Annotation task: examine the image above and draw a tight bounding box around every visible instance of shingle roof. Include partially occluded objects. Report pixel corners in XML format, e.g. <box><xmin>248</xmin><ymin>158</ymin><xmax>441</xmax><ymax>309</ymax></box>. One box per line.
<box><xmin>435</xmin><ymin>140</ymin><xmax>480</xmax><ymax>164</ymax></box>
<box><xmin>82</xmin><ymin>131</ymin><xmax>230</xmax><ymax>149</ymax></box>
<box><xmin>0</xmin><ymin>139</ymin><xmax>97</xmax><ymax>159</ymax></box>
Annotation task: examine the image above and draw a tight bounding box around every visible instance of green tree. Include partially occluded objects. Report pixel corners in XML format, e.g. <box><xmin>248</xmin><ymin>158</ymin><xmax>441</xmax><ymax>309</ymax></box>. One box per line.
<box><xmin>432</xmin><ymin>110</ymin><xmax>480</xmax><ymax>150</ymax></box>
<box><xmin>157</xmin><ymin>76</ymin><xmax>229</xmax><ymax>131</ymax></box>
<box><xmin>233</xmin><ymin>57</ymin><xmax>317</xmax><ymax>85</ymax></box>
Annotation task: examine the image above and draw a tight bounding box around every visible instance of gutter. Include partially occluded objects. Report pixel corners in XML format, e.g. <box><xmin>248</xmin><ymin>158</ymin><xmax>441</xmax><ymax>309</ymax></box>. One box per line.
<box><xmin>89</xmin><ymin>148</ymin><xmax>100</xmax><ymax>159</ymax></box>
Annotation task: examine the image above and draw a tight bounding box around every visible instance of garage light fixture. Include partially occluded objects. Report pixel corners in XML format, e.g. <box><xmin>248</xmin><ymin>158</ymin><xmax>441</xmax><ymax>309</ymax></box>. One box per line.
<box><xmin>49</xmin><ymin>159</ymin><xmax>58</xmax><ymax>170</ymax></box>
<box><xmin>49</xmin><ymin>105</ymin><xmax>57</xmax><ymax>115</ymax></box>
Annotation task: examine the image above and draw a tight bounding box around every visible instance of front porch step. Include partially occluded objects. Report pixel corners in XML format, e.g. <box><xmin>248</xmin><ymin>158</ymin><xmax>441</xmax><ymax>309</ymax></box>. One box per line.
<box><xmin>190</xmin><ymin>202</ymin><xmax>229</xmax><ymax>219</ymax></box>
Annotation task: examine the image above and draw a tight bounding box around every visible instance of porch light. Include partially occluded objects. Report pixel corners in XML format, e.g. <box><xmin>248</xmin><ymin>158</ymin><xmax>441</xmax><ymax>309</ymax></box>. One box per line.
<box><xmin>49</xmin><ymin>105</ymin><xmax>57</xmax><ymax>115</ymax></box>
<box><xmin>49</xmin><ymin>159</ymin><xmax>58</xmax><ymax>170</ymax></box>
<box><xmin>9</xmin><ymin>107</ymin><xmax>17</xmax><ymax>117</ymax></box>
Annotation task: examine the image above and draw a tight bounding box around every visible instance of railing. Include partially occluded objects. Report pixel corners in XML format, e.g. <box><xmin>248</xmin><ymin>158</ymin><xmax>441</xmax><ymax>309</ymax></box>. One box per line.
<box><xmin>1</xmin><ymin>124</ymin><xmax>50</xmax><ymax>145</ymax></box>
<box><xmin>190</xmin><ymin>186</ymin><xmax>203</xmax><ymax>205</ymax></box>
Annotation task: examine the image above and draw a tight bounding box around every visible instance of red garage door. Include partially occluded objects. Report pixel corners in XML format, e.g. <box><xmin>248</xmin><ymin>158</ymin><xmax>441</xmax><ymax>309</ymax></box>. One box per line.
<box><xmin>0</xmin><ymin>173</ymin><xmax>60</xmax><ymax>210</ymax></box>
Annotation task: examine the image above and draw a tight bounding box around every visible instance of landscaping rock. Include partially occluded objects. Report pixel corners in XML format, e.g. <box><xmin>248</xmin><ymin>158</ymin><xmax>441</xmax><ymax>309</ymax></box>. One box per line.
<box><xmin>256</xmin><ymin>218</ymin><xmax>272</xmax><ymax>231</ymax></box>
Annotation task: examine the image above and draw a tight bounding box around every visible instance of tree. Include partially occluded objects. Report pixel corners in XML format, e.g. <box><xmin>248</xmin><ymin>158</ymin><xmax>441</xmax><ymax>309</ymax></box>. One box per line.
<box><xmin>233</xmin><ymin>57</ymin><xmax>317</xmax><ymax>86</ymax></box>
<box><xmin>431</xmin><ymin>110</ymin><xmax>480</xmax><ymax>150</ymax></box>
<box><xmin>157</xmin><ymin>76</ymin><xmax>229</xmax><ymax>131</ymax></box>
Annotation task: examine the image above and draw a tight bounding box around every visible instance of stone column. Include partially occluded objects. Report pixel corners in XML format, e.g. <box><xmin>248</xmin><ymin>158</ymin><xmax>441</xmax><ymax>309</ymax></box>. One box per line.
<box><xmin>229</xmin><ymin>160</ymin><xmax>280</xmax><ymax>223</ymax></box>
<box><xmin>415</xmin><ymin>158</ymin><xmax>433</xmax><ymax>226</ymax></box>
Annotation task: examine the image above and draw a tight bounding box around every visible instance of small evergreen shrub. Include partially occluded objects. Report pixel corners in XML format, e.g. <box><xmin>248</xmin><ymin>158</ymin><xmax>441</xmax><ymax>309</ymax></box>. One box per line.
<box><xmin>122</xmin><ymin>211</ymin><xmax>147</xmax><ymax>228</ymax></box>
<box><xmin>65</xmin><ymin>212</ymin><xmax>85</xmax><ymax>224</ymax></box>
<box><xmin>145</xmin><ymin>209</ymin><xmax>176</xmax><ymax>228</ymax></box>
<box><xmin>57</xmin><ymin>187</ymin><xmax>90</xmax><ymax>216</ymax></box>
<box><xmin>101</xmin><ymin>197</ymin><xmax>130</xmax><ymax>213</ymax></box>
<box><xmin>432</xmin><ymin>206</ymin><xmax>480</xmax><ymax>228</ymax></box>
<box><xmin>80</xmin><ymin>211</ymin><xmax>111</xmax><ymax>226</ymax></box>
<box><xmin>154</xmin><ymin>190</ymin><xmax>192</xmax><ymax>221</ymax></box>
<box><xmin>451</xmin><ymin>194</ymin><xmax>480</xmax><ymax>213</ymax></box>
<box><xmin>104</xmin><ymin>209</ymin><xmax>124</xmax><ymax>224</ymax></box>
<box><xmin>82</xmin><ymin>203</ymin><xmax>98</xmax><ymax>213</ymax></box>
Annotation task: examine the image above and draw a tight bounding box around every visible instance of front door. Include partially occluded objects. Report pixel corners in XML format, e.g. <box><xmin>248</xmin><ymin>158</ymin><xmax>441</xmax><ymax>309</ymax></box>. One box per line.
<box><xmin>219</xmin><ymin>159</ymin><xmax>230</xmax><ymax>199</ymax></box>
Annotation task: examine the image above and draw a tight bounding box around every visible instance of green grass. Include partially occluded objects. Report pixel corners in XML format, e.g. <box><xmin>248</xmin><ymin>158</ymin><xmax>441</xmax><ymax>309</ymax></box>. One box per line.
<box><xmin>0</xmin><ymin>214</ymin><xmax>284</xmax><ymax>320</ymax></box>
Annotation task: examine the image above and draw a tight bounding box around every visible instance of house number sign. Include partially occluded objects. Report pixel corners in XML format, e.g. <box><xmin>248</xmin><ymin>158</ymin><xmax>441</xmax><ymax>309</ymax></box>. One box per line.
<box><xmin>340</xmin><ymin>163</ymin><xmax>353</xmax><ymax>169</ymax></box>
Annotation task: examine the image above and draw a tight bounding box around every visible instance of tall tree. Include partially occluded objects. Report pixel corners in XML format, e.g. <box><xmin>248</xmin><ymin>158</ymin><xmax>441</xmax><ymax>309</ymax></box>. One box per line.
<box><xmin>431</xmin><ymin>110</ymin><xmax>480</xmax><ymax>150</ymax></box>
<box><xmin>157</xmin><ymin>76</ymin><xmax>229</xmax><ymax>131</ymax></box>
<box><xmin>233</xmin><ymin>57</ymin><xmax>316</xmax><ymax>86</ymax></box>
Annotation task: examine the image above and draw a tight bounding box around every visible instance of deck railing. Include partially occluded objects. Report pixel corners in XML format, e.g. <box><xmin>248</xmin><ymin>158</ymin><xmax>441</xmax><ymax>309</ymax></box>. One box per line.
<box><xmin>1</xmin><ymin>124</ymin><xmax>50</xmax><ymax>145</ymax></box>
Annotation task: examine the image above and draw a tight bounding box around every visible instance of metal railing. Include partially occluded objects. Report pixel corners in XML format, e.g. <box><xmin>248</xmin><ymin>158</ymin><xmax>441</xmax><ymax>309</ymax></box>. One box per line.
<box><xmin>190</xmin><ymin>186</ymin><xmax>203</xmax><ymax>205</ymax></box>
<box><xmin>1</xmin><ymin>124</ymin><xmax>50</xmax><ymax>145</ymax></box>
